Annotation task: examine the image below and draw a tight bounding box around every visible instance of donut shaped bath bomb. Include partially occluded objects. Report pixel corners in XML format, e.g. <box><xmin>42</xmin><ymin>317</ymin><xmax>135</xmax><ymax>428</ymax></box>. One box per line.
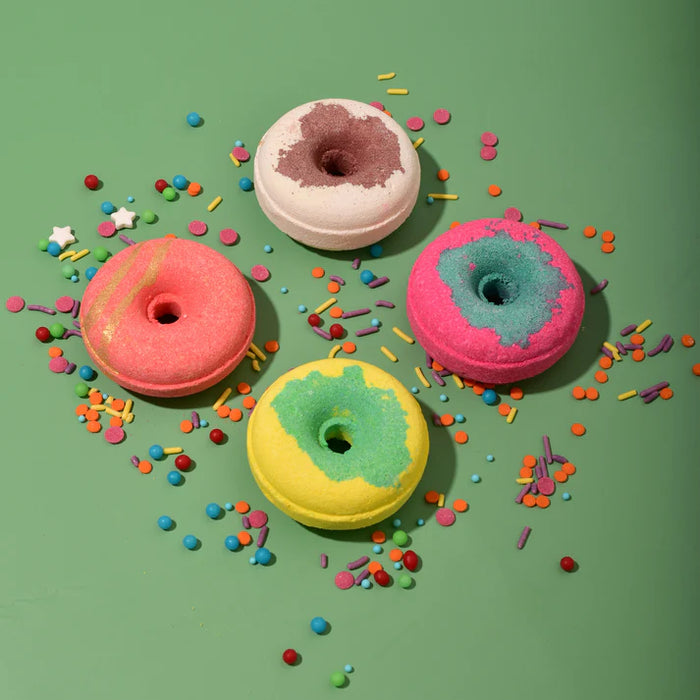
<box><xmin>253</xmin><ymin>98</ymin><xmax>421</xmax><ymax>251</ymax></box>
<box><xmin>406</xmin><ymin>218</ymin><xmax>585</xmax><ymax>384</ymax></box>
<box><xmin>80</xmin><ymin>238</ymin><xmax>255</xmax><ymax>397</ymax></box>
<box><xmin>247</xmin><ymin>359</ymin><xmax>429</xmax><ymax>530</ymax></box>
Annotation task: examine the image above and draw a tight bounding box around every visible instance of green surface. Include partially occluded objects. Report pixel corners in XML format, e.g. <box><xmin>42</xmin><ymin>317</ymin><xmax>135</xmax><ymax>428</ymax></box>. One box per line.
<box><xmin>1</xmin><ymin>1</ymin><xmax>699</xmax><ymax>699</ymax></box>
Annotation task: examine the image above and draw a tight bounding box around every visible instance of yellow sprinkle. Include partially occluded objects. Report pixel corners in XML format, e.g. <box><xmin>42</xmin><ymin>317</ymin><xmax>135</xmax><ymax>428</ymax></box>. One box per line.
<box><xmin>163</xmin><ymin>446</ymin><xmax>183</xmax><ymax>455</ymax></box>
<box><xmin>104</xmin><ymin>396</ymin><xmax>113</xmax><ymax>405</ymax></box>
<box><xmin>516</xmin><ymin>477</ymin><xmax>535</xmax><ymax>484</ymax></box>
<box><xmin>452</xmin><ymin>374</ymin><xmax>464</xmax><ymax>389</ymax></box>
<box><xmin>377</xmin><ymin>72</ymin><xmax>396</xmax><ymax>80</ymax></box>
<box><xmin>121</xmin><ymin>399</ymin><xmax>133</xmax><ymax>419</ymax></box>
<box><xmin>636</xmin><ymin>319</ymin><xmax>652</xmax><ymax>333</ymax></box>
<box><xmin>437</xmin><ymin>493</ymin><xmax>445</xmax><ymax>507</ymax></box>
<box><xmin>104</xmin><ymin>407</ymin><xmax>122</xmax><ymax>418</ymax></box>
<box><xmin>618</xmin><ymin>389</ymin><xmax>638</xmax><ymax>401</ymax></box>
<box><xmin>229</xmin><ymin>152</ymin><xmax>241</xmax><ymax>167</ymax></box>
<box><xmin>612</xmin><ymin>348</ymin><xmax>622</xmax><ymax>362</ymax></box>
<box><xmin>386</xmin><ymin>88</ymin><xmax>408</xmax><ymax>95</ymax></box>
<box><xmin>506</xmin><ymin>406</ymin><xmax>518</xmax><ymax>424</ymax></box>
<box><xmin>392</xmin><ymin>326</ymin><xmax>415</xmax><ymax>344</ymax></box>
<box><xmin>70</xmin><ymin>248</ymin><xmax>90</xmax><ymax>262</ymax></box>
<box><xmin>58</xmin><ymin>250</ymin><xmax>75</xmax><ymax>261</ymax></box>
<box><xmin>92</xmin><ymin>404</ymin><xmax>106</xmax><ymax>411</ymax></box>
<box><xmin>380</xmin><ymin>346</ymin><xmax>398</xmax><ymax>362</ymax></box>
<box><xmin>207</xmin><ymin>196</ymin><xmax>223</xmax><ymax>212</ymax></box>
<box><xmin>251</xmin><ymin>359</ymin><xmax>260</xmax><ymax>372</ymax></box>
<box><xmin>314</xmin><ymin>297</ymin><xmax>337</xmax><ymax>314</ymax></box>
<box><xmin>245</xmin><ymin>350</ymin><xmax>256</xmax><ymax>359</ymax></box>
<box><xmin>212</xmin><ymin>387</ymin><xmax>232</xmax><ymax>411</ymax></box>
<box><xmin>603</xmin><ymin>341</ymin><xmax>617</xmax><ymax>352</ymax></box>
<box><xmin>328</xmin><ymin>344</ymin><xmax>341</xmax><ymax>358</ymax></box>
<box><xmin>249</xmin><ymin>342</ymin><xmax>267</xmax><ymax>362</ymax></box>
<box><xmin>124</xmin><ymin>413</ymin><xmax>134</xmax><ymax>423</ymax></box>
<box><xmin>414</xmin><ymin>366</ymin><xmax>430</xmax><ymax>388</ymax></box>
<box><xmin>412</xmin><ymin>137</ymin><xmax>425</xmax><ymax>149</ymax></box>
<box><xmin>427</xmin><ymin>193</ymin><xmax>459</xmax><ymax>200</ymax></box>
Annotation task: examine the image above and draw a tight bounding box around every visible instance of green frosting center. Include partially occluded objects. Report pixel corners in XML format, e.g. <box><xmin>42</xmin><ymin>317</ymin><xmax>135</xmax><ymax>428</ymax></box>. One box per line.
<box><xmin>270</xmin><ymin>364</ymin><xmax>411</xmax><ymax>488</ymax></box>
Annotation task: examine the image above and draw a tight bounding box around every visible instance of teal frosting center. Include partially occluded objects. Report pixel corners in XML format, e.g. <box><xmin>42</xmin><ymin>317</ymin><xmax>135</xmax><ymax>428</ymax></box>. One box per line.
<box><xmin>270</xmin><ymin>364</ymin><xmax>411</xmax><ymax>488</ymax></box>
<box><xmin>436</xmin><ymin>229</ymin><xmax>571</xmax><ymax>348</ymax></box>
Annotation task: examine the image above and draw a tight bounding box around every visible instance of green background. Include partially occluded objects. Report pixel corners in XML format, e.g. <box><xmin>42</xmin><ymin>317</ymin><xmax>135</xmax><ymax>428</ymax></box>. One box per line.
<box><xmin>1</xmin><ymin>1</ymin><xmax>698</xmax><ymax>698</ymax></box>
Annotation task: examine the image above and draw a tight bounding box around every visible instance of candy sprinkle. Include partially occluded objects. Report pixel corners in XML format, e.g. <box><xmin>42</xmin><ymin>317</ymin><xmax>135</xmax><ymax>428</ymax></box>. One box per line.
<box><xmin>377</xmin><ymin>72</ymin><xmax>396</xmax><ymax>80</ymax></box>
<box><xmin>207</xmin><ymin>196</ymin><xmax>222</xmax><ymax>212</ymax></box>
<box><xmin>392</xmin><ymin>327</ymin><xmax>414</xmax><ymax>344</ymax></box>
<box><xmin>380</xmin><ymin>346</ymin><xmax>398</xmax><ymax>362</ymax></box>
<box><xmin>386</xmin><ymin>88</ymin><xmax>408</xmax><ymax>95</ymax></box>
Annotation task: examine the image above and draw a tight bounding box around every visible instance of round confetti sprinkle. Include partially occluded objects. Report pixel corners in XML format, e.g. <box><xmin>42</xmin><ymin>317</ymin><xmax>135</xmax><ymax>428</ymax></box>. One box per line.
<box><xmin>104</xmin><ymin>426</ymin><xmax>125</xmax><ymax>444</ymax></box>
<box><xmin>97</xmin><ymin>221</ymin><xmax>117</xmax><ymax>238</ymax></box>
<box><xmin>454</xmin><ymin>430</ymin><xmax>468</xmax><ymax>444</ymax></box>
<box><xmin>436</xmin><ymin>508</ymin><xmax>456</xmax><ymax>526</ymax></box>
<box><xmin>6</xmin><ymin>296</ymin><xmax>25</xmax><ymax>313</ymax></box>
<box><xmin>538</xmin><ymin>476</ymin><xmax>555</xmax><ymax>496</ymax></box>
<box><xmin>488</xmin><ymin>184</ymin><xmax>502</xmax><ymax>197</ymax></box>
<box><xmin>219</xmin><ymin>228</ymin><xmax>238</xmax><ymax>245</ymax></box>
<box><xmin>138</xmin><ymin>460</ymin><xmax>152</xmax><ymax>474</ymax></box>
<box><xmin>48</xmin><ymin>356</ymin><xmax>68</xmax><ymax>373</ymax></box>
<box><xmin>480</xmin><ymin>146</ymin><xmax>497</xmax><ymax>161</ymax></box>
<box><xmin>406</xmin><ymin>116</ymin><xmax>424</xmax><ymax>131</ymax></box>
<box><xmin>334</xmin><ymin>571</ymin><xmax>355</xmax><ymax>590</ymax></box>
<box><xmin>251</xmin><ymin>265</ymin><xmax>270</xmax><ymax>282</ymax></box>
<box><xmin>232</xmin><ymin>146</ymin><xmax>250</xmax><ymax>161</ymax></box>
<box><xmin>188</xmin><ymin>220</ymin><xmax>207</xmax><ymax>236</ymax></box>
<box><xmin>504</xmin><ymin>207</ymin><xmax>523</xmax><ymax>221</ymax></box>
<box><xmin>369</xmin><ymin>101</ymin><xmax>384</xmax><ymax>110</ymax></box>
<box><xmin>437</xmin><ymin>168</ymin><xmax>450</xmax><ymax>181</ymax></box>
<box><xmin>681</xmin><ymin>334</ymin><xmax>695</xmax><ymax>347</ymax></box>
<box><xmin>480</xmin><ymin>131</ymin><xmax>498</xmax><ymax>146</ymax></box>
<box><xmin>453</xmin><ymin>499</ymin><xmax>468</xmax><ymax>512</ymax></box>
<box><xmin>571</xmin><ymin>422</ymin><xmax>586</xmax><ymax>436</ymax></box>
<box><xmin>433</xmin><ymin>108</ymin><xmax>451</xmax><ymax>124</ymax></box>
<box><xmin>248</xmin><ymin>510</ymin><xmax>268</xmax><ymax>528</ymax></box>
<box><xmin>282</xmin><ymin>649</ymin><xmax>298</xmax><ymax>666</ymax></box>
<box><xmin>55</xmin><ymin>296</ymin><xmax>74</xmax><ymax>313</ymax></box>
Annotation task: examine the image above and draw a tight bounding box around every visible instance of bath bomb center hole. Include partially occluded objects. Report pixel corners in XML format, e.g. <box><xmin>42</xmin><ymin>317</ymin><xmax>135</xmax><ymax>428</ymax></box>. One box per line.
<box><xmin>323</xmin><ymin>424</ymin><xmax>352</xmax><ymax>454</ymax></box>
<box><xmin>477</xmin><ymin>272</ymin><xmax>518</xmax><ymax>306</ymax></box>
<box><xmin>148</xmin><ymin>296</ymin><xmax>183</xmax><ymax>325</ymax></box>
<box><xmin>318</xmin><ymin>148</ymin><xmax>358</xmax><ymax>177</ymax></box>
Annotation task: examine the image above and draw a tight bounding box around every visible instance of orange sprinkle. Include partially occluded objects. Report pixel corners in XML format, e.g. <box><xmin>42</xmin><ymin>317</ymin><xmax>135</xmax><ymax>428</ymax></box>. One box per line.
<box><xmin>454</xmin><ymin>430</ymin><xmax>468</xmax><ymax>444</ymax></box>
<box><xmin>342</xmin><ymin>341</ymin><xmax>356</xmax><ymax>354</ymax></box>
<box><xmin>75</xmin><ymin>403</ymin><xmax>89</xmax><ymax>416</ymax></box>
<box><xmin>327</xmin><ymin>281</ymin><xmax>340</xmax><ymax>293</ymax></box>
<box><xmin>264</xmin><ymin>340</ymin><xmax>279</xmax><ymax>353</ymax></box>
<box><xmin>138</xmin><ymin>460</ymin><xmax>153</xmax><ymax>474</ymax></box>
<box><xmin>440</xmin><ymin>414</ymin><xmax>455</xmax><ymax>426</ymax></box>
<box><xmin>311</xmin><ymin>266</ymin><xmax>325</xmax><ymax>278</ymax></box>
<box><xmin>693</xmin><ymin>363</ymin><xmax>700</xmax><ymax>376</ymax></box>
<box><xmin>553</xmin><ymin>470</ymin><xmax>568</xmax><ymax>483</ymax></box>
<box><xmin>529</xmin><ymin>221</ymin><xmax>541</xmax><ymax>229</ymax></box>
<box><xmin>48</xmin><ymin>346</ymin><xmax>63</xmax><ymax>358</ymax></box>
<box><xmin>632</xmin><ymin>349</ymin><xmax>645</xmax><ymax>362</ymax></box>
<box><xmin>509</xmin><ymin>386</ymin><xmax>523</xmax><ymax>400</ymax></box>
<box><xmin>371</xmin><ymin>530</ymin><xmax>386</xmax><ymax>544</ymax></box>
<box><xmin>630</xmin><ymin>334</ymin><xmax>645</xmax><ymax>345</ymax></box>
<box><xmin>86</xmin><ymin>420</ymin><xmax>101</xmax><ymax>433</ymax></box>
<box><xmin>382</xmin><ymin>110</ymin><xmax>392</xmax><ymax>117</ymax></box>
<box><xmin>571</xmin><ymin>422</ymin><xmax>586</xmax><ymax>436</ymax></box>
<box><xmin>85</xmin><ymin>409</ymin><xmax>100</xmax><ymax>422</ymax></box>
<box><xmin>164</xmin><ymin>233</ymin><xmax>177</xmax><ymax>238</ymax></box>
<box><xmin>594</xmin><ymin>370</ymin><xmax>608</xmax><ymax>383</ymax></box>
<box><xmin>237</xmin><ymin>382</ymin><xmax>251</xmax><ymax>395</ymax></box>
<box><xmin>535</xmin><ymin>494</ymin><xmax>550</xmax><ymax>509</ymax></box>
<box><xmin>522</xmin><ymin>494</ymin><xmax>537</xmax><ymax>508</ymax></box>
<box><xmin>242</xmin><ymin>396</ymin><xmax>256</xmax><ymax>409</ymax></box>
<box><xmin>237</xmin><ymin>531</ymin><xmax>252</xmax><ymax>546</ymax></box>
<box><xmin>601</xmin><ymin>242</ymin><xmax>615</xmax><ymax>254</ymax></box>
<box><xmin>109</xmin><ymin>416</ymin><xmax>123</xmax><ymax>427</ymax></box>
<box><xmin>453</xmin><ymin>499</ymin><xmax>468</xmax><ymax>512</ymax></box>
<box><xmin>498</xmin><ymin>403</ymin><xmax>512</xmax><ymax>416</ymax></box>
<box><xmin>519</xmin><ymin>466</ymin><xmax>533</xmax><ymax>479</ymax></box>
<box><xmin>585</xmin><ymin>387</ymin><xmax>599</xmax><ymax>401</ymax></box>
<box><xmin>368</xmin><ymin>561</ymin><xmax>383</xmax><ymax>575</ymax></box>
<box><xmin>424</xmin><ymin>490</ymin><xmax>440</xmax><ymax>504</ymax></box>
<box><xmin>235</xmin><ymin>501</ymin><xmax>250</xmax><ymax>514</ymax></box>
<box><xmin>89</xmin><ymin>392</ymin><xmax>103</xmax><ymax>405</ymax></box>
<box><xmin>463</xmin><ymin>378</ymin><xmax>475</xmax><ymax>387</ymax></box>
<box><xmin>111</xmin><ymin>398</ymin><xmax>125</xmax><ymax>411</ymax></box>
<box><xmin>488</xmin><ymin>184</ymin><xmax>501</xmax><ymax>197</ymax></box>
<box><xmin>572</xmin><ymin>386</ymin><xmax>586</xmax><ymax>400</ymax></box>
<box><xmin>659</xmin><ymin>387</ymin><xmax>674</xmax><ymax>400</ymax></box>
<box><xmin>431</xmin><ymin>361</ymin><xmax>445</xmax><ymax>372</ymax></box>
<box><xmin>217</xmin><ymin>405</ymin><xmax>231</xmax><ymax>418</ymax></box>
<box><xmin>437</xmin><ymin>168</ymin><xmax>450</xmax><ymax>181</ymax></box>
<box><xmin>601</xmin><ymin>230</ymin><xmax>615</xmax><ymax>243</ymax></box>
<box><xmin>599</xmin><ymin>356</ymin><xmax>613</xmax><ymax>369</ymax></box>
<box><xmin>583</xmin><ymin>225</ymin><xmax>597</xmax><ymax>238</ymax></box>
<box><xmin>472</xmin><ymin>383</ymin><xmax>485</xmax><ymax>396</ymax></box>
<box><xmin>187</xmin><ymin>182</ymin><xmax>202</xmax><ymax>196</ymax></box>
<box><xmin>449</xmin><ymin>221</ymin><xmax>461</xmax><ymax>229</ymax></box>
<box><xmin>389</xmin><ymin>549</ymin><xmax>404</xmax><ymax>562</ymax></box>
<box><xmin>180</xmin><ymin>419</ymin><xmax>193</xmax><ymax>433</ymax></box>
<box><xmin>681</xmin><ymin>334</ymin><xmax>695</xmax><ymax>347</ymax></box>
<box><xmin>523</xmin><ymin>454</ymin><xmax>537</xmax><ymax>468</ymax></box>
<box><xmin>562</xmin><ymin>461</ymin><xmax>577</xmax><ymax>475</ymax></box>
<box><xmin>329</xmin><ymin>307</ymin><xmax>343</xmax><ymax>319</ymax></box>
<box><xmin>229</xmin><ymin>408</ymin><xmax>243</xmax><ymax>422</ymax></box>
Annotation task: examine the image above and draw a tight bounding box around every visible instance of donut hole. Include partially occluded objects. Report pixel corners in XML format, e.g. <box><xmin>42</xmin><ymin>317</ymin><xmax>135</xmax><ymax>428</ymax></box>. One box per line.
<box><xmin>316</xmin><ymin>145</ymin><xmax>359</xmax><ymax>178</ymax></box>
<box><xmin>476</xmin><ymin>272</ymin><xmax>519</xmax><ymax>306</ymax></box>
<box><xmin>147</xmin><ymin>294</ymin><xmax>183</xmax><ymax>325</ymax></box>
<box><xmin>319</xmin><ymin>418</ymin><xmax>353</xmax><ymax>454</ymax></box>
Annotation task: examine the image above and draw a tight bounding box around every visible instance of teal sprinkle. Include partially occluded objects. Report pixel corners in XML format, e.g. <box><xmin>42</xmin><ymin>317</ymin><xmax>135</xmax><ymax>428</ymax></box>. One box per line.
<box><xmin>271</xmin><ymin>365</ymin><xmax>411</xmax><ymax>488</ymax></box>
<box><xmin>436</xmin><ymin>229</ymin><xmax>571</xmax><ymax>348</ymax></box>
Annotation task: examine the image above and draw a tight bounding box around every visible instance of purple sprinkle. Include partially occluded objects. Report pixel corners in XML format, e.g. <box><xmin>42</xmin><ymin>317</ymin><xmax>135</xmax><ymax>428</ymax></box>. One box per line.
<box><xmin>615</xmin><ymin>341</ymin><xmax>628</xmax><ymax>356</ymax></box>
<box><xmin>589</xmin><ymin>279</ymin><xmax>608</xmax><ymax>295</ymax></box>
<box><xmin>73</xmin><ymin>319</ymin><xmax>81</xmax><ymax>328</ymax></box>
<box><xmin>347</xmin><ymin>555</ymin><xmax>370</xmax><ymax>570</ymax></box>
<box><xmin>329</xmin><ymin>275</ymin><xmax>345</xmax><ymax>285</ymax></box>
<box><xmin>27</xmin><ymin>304</ymin><xmax>56</xmax><ymax>314</ymax></box>
<box><xmin>242</xmin><ymin>515</ymin><xmax>251</xmax><ymax>529</ymax></box>
<box><xmin>620</xmin><ymin>324</ymin><xmax>638</xmax><ymax>336</ymax></box>
<box><xmin>130</xmin><ymin>456</ymin><xmax>140</xmax><ymax>467</ymax></box>
<box><xmin>367</xmin><ymin>275</ymin><xmax>389</xmax><ymax>288</ymax></box>
<box><xmin>351</xmin><ymin>258</ymin><xmax>360</xmax><ymax>270</ymax></box>
<box><xmin>530</xmin><ymin>483</ymin><xmax>539</xmax><ymax>495</ymax></box>
<box><xmin>642</xmin><ymin>391</ymin><xmax>660</xmax><ymax>404</ymax></box>
<box><xmin>663</xmin><ymin>335</ymin><xmax>674</xmax><ymax>352</ymax></box>
<box><xmin>431</xmin><ymin>370</ymin><xmax>446</xmax><ymax>386</ymax></box>
<box><xmin>191</xmin><ymin>411</ymin><xmax>200</xmax><ymax>429</ymax></box>
<box><xmin>601</xmin><ymin>345</ymin><xmax>613</xmax><ymax>359</ymax></box>
<box><xmin>64</xmin><ymin>362</ymin><xmax>76</xmax><ymax>374</ymax></box>
<box><xmin>425</xmin><ymin>351</ymin><xmax>433</xmax><ymax>369</ymax></box>
<box><xmin>536</xmin><ymin>219</ymin><xmax>568</xmax><ymax>230</ymax></box>
<box><xmin>375</xmin><ymin>300</ymin><xmax>395</xmax><ymax>308</ymax></box>
<box><xmin>320</xmin><ymin>553</ymin><xmax>328</xmax><ymax>568</ymax></box>
<box><xmin>119</xmin><ymin>234</ymin><xmax>136</xmax><ymax>246</ymax></box>
<box><xmin>640</xmin><ymin>381</ymin><xmax>668</xmax><ymax>397</ymax></box>
<box><xmin>313</xmin><ymin>326</ymin><xmax>333</xmax><ymax>340</ymax></box>
<box><xmin>515</xmin><ymin>484</ymin><xmax>531</xmax><ymax>504</ymax></box>
<box><xmin>438</xmin><ymin>369</ymin><xmax>451</xmax><ymax>377</ymax></box>
<box><xmin>516</xmin><ymin>526</ymin><xmax>532</xmax><ymax>550</ymax></box>
<box><xmin>354</xmin><ymin>568</ymin><xmax>370</xmax><ymax>585</ymax></box>
<box><xmin>624</xmin><ymin>343</ymin><xmax>643</xmax><ymax>351</ymax></box>
<box><xmin>341</xmin><ymin>307</ymin><xmax>371</xmax><ymax>318</ymax></box>
<box><xmin>70</xmin><ymin>299</ymin><xmax>80</xmax><ymax>318</ymax></box>
<box><xmin>355</xmin><ymin>326</ymin><xmax>379</xmax><ymax>337</ymax></box>
<box><xmin>647</xmin><ymin>340</ymin><xmax>665</xmax><ymax>356</ymax></box>
<box><xmin>432</xmin><ymin>413</ymin><xmax>442</xmax><ymax>427</ymax></box>
<box><xmin>543</xmin><ymin>436</ymin><xmax>553</xmax><ymax>464</ymax></box>
<box><xmin>552</xmin><ymin>454</ymin><xmax>568</xmax><ymax>464</ymax></box>
<box><xmin>63</xmin><ymin>329</ymin><xmax>82</xmax><ymax>338</ymax></box>
<box><xmin>257</xmin><ymin>525</ymin><xmax>268</xmax><ymax>548</ymax></box>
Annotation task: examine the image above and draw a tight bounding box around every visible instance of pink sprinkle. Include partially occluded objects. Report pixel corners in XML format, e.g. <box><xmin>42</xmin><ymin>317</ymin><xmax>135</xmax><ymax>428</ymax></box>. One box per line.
<box><xmin>5</xmin><ymin>296</ymin><xmax>25</xmax><ymax>313</ymax></box>
<box><xmin>188</xmin><ymin>220</ymin><xmax>208</xmax><ymax>236</ymax></box>
<box><xmin>436</xmin><ymin>507</ymin><xmax>456</xmax><ymax>527</ymax></box>
<box><xmin>537</xmin><ymin>477</ymin><xmax>556</xmax><ymax>496</ymax></box>
<box><xmin>433</xmin><ymin>108</ymin><xmax>451</xmax><ymax>124</ymax></box>
<box><xmin>369</xmin><ymin>101</ymin><xmax>384</xmax><ymax>110</ymax></box>
<box><xmin>334</xmin><ymin>571</ymin><xmax>355</xmax><ymax>590</ymax></box>
<box><xmin>406</xmin><ymin>116</ymin><xmax>424</xmax><ymax>132</ymax></box>
<box><xmin>219</xmin><ymin>228</ymin><xmax>238</xmax><ymax>246</ymax></box>
<box><xmin>320</xmin><ymin>553</ymin><xmax>328</xmax><ymax>568</ymax></box>
<box><xmin>97</xmin><ymin>221</ymin><xmax>117</xmax><ymax>238</ymax></box>
<box><xmin>232</xmin><ymin>147</ymin><xmax>250</xmax><ymax>162</ymax></box>
<box><xmin>104</xmin><ymin>426</ymin><xmax>125</xmax><ymax>444</ymax></box>
<box><xmin>504</xmin><ymin>207</ymin><xmax>523</xmax><ymax>222</ymax></box>
<box><xmin>480</xmin><ymin>146</ymin><xmax>497</xmax><ymax>161</ymax></box>
<box><xmin>480</xmin><ymin>131</ymin><xmax>498</xmax><ymax>146</ymax></box>
<box><xmin>55</xmin><ymin>296</ymin><xmax>74</xmax><ymax>313</ymax></box>
<box><xmin>248</xmin><ymin>510</ymin><xmax>268</xmax><ymax>528</ymax></box>
<box><xmin>48</xmin><ymin>356</ymin><xmax>69</xmax><ymax>373</ymax></box>
<box><xmin>251</xmin><ymin>264</ymin><xmax>270</xmax><ymax>282</ymax></box>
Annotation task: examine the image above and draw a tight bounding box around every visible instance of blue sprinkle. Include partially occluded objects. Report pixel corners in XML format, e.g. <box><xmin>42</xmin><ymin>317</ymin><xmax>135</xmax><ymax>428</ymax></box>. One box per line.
<box><xmin>369</xmin><ymin>244</ymin><xmax>383</xmax><ymax>258</ymax></box>
<box><xmin>370</xmin><ymin>318</ymin><xmax>381</xmax><ymax>327</ymax></box>
<box><xmin>392</xmin><ymin>518</ymin><xmax>401</xmax><ymax>527</ymax></box>
<box><xmin>486</xmin><ymin>454</ymin><xmax>495</xmax><ymax>462</ymax></box>
<box><xmin>77</xmin><ymin>415</ymin><xmax>86</xmax><ymax>423</ymax></box>
<box><xmin>239</xmin><ymin>177</ymin><xmax>253</xmax><ymax>192</ymax></box>
<box><xmin>298</xmin><ymin>304</ymin><xmax>307</xmax><ymax>313</ymax></box>
<box><xmin>393</xmin><ymin>562</ymin><xmax>403</xmax><ymax>570</ymax></box>
<box><xmin>186</xmin><ymin>111</ymin><xmax>202</xmax><ymax>127</ymax></box>
<box><xmin>264</xmin><ymin>244</ymin><xmax>272</xmax><ymax>253</ymax></box>
<box><xmin>79</xmin><ymin>365</ymin><xmax>95</xmax><ymax>381</ymax></box>
<box><xmin>361</xmin><ymin>579</ymin><xmax>371</xmax><ymax>589</ymax></box>
<box><xmin>482</xmin><ymin>388</ymin><xmax>498</xmax><ymax>405</ymax></box>
<box><xmin>149</xmin><ymin>444</ymin><xmax>164</xmax><ymax>460</ymax></box>
<box><xmin>455</xmin><ymin>413</ymin><xmax>465</xmax><ymax>423</ymax></box>
<box><xmin>101</xmin><ymin>201</ymin><xmax>115</xmax><ymax>215</ymax></box>
<box><xmin>127</xmin><ymin>196</ymin><xmax>134</xmax><ymax>203</ymax></box>
<box><xmin>280</xmin><ymin>287</ymin><xmax>288</xmax><ymax>294</ymax></box>
<box><xmin>563</xmin><ymin>492</ymin><xmax>572</xmax><ymax>501</ymax></box>
<box><xmin>205</xmin><ymin>503</ymin><xmax>221</xmax><ymax>519</ymax></box>
<box><xmin>234</xmin><ymin>139</ymin><xmax>244</xmax><ymax>148</ymax></box>
<box><xmin>426</xmin><ymin>196</ymin><xmax>434</xmax><ymax>204</ymax></box>
<box><xmin>417</xmin><ymin>518</ymin><xmax>425</xmax><ymax>526</ymax></box>
<box><xmin>101</xmin><ymin>392</ymin><xmax>108</xmax><ymax>400</ymax></box>
<box><xmin>344</xmin><ymin>665</ymin><xmax>353</xmax><ymax>673</ymax></box>
<box><xmin>182</xmin><ymin>534</ymin><xmax>198</xmax><ymax>550</ymax></box>
<box><xmin>225</xmin><ymin>535</ymin><xmax>240</xmax><ymax>551</ymax></box>
<box><xmin>200</xmin><ymin>419</ymin><xmax>209</xmax><ymax>427</ymax></box>
<box><xmin>411</xmin><ymin>386</ymin><xmax>419</xmax><ymax>394</ymax></box>
<box><xmin>86</xmin><ymin>266</ymin><xmax>98</xmax><ymax>280</ymax></box>
<box><xmin>372</xmin><ymin>544</ymin><xmax>382</xmax><ymax>554</ymax></box>
<box><xmin>167</xmin><ymin>470</ymin><xmax>183</xmax><ymax>485</ymax></box>
<box><xmin>71</xmin><ymin>275</ymin><xmax>79</xmax><ymax>283</ymax></box>
<box><xmin>224</xmin><ymin>502</ymin><xmax>234</xmax><ymax>511</ymax></box>
<box><xmin>249</xmin><ymin>557</ymin><xmax>257</xmax><ymax>565</ymax></box>
<box><xmin>310</xmin><ymin>616</ymin><xmax>328</xmax><ymax>634</ymax></box>
<box><xmin>47</xmin><ymin>241</ymin><xmax>61</xmax><ymax>257</ymax></box>
<box><xmin>173</xmin><ymin>174</ymin><xmax>188</xmax><ymax>190</ymax></box>
<box><xmin>157</xmin><ymin>515</ymin><xmax>173</xmax><ymax>530</ymax></box>
<box><xmin>255</xmin><ymin>547</ymin><xmax>272</xmax><ymax>565</ymax></box>
<box><xmin>359</xmin><ymin>269</ymin><xmax>374</xmax><ymax>284</ymax></box>
<box><xmin>439</xmin><ymin>394</ymin><xmax>448</xmax><ymax>402</ymax></box>
<box><xmin>471</xmin><ymin>474</ymin><xmax>481</xmax><ymax>483</ymax></box>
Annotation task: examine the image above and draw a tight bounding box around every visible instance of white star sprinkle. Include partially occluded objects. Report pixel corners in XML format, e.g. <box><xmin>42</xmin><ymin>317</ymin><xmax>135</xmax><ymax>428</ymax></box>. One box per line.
<box><xmin>111</xmin><ymin>207</ymin><xmax>136</xmax><ymax>230</ymax></box>
<box><xmin>49</xmin><ymin>225</ymin><xmax>75</xmax><ymax>250</ymax></box>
